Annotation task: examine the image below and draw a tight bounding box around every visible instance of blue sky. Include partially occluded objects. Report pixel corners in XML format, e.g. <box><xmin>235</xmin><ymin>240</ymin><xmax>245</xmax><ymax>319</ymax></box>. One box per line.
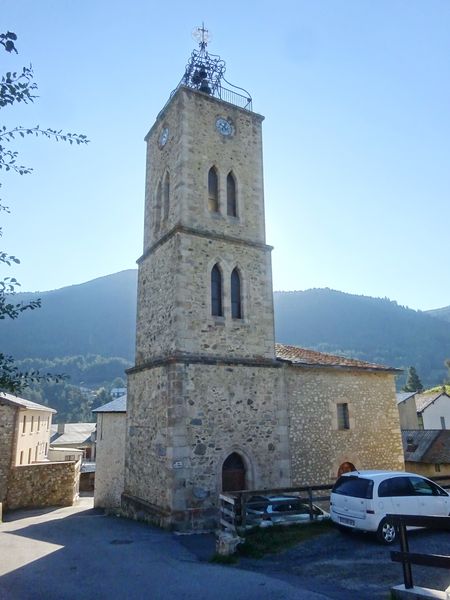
<box><xmin>2</xmin><ymin>1</ymin><xmax>450</xmax><ymax>311</ymax></box>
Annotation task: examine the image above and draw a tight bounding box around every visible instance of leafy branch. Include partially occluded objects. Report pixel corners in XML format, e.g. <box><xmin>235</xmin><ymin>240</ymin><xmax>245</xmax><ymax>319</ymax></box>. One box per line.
<box><xmin>0</xmin><ymin>31</ymin><xmax>89</xmax><ymax>394</ymax></box>
<box><xmin>0</xmin><ymin>352</ymin><xmax>67</xmax><ymax>395</ymax></box>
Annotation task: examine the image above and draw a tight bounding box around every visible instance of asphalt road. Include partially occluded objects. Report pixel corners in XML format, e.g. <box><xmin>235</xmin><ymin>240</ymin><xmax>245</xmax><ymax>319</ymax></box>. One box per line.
<box><xmin>2</xmin><ymin>499</ymin><xmax>449</xmax><ymax>599</ymax></box>
<box><xmin>0</xmin><ymin>498</ymin><xmax>328</xmax><ymax>600</ymax></box>
<box><xmin>237</xmin><ymin>524</ymin><xmax>450</xmax><ymax>599</ymax></box>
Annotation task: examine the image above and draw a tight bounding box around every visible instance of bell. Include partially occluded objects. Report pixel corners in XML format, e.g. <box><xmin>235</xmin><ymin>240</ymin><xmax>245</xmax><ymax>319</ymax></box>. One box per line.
<box><xmin>198</xmin><ymin>68</ymin><xmax>207</xmax><ymax>79</ymax></box>
<box><xmin>199</xmin><ymin>80</ymin><xmax>211</xmax><ymax>94</ymax></box>
<box><xmin>191</xmin><ymin>71</ymin><xmax>201</xmax><ymax>85</ymax></box>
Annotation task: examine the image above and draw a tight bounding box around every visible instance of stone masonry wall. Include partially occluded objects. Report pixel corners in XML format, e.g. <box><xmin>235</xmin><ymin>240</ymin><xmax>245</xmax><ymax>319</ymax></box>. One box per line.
<box><xmin>0</xmin><ymin>403</ymin><xmax>16</xmax><ymax>504</ymax></box>
<box><xmin>136</xmin><ymin>232</ymin><xmax>275</xmax><ymax>364</ymax></box>
<box><xmin>6</xmin><ymin>460</ymin><xmax>80</xmax><ymax>510</ymax></box>
<box><xmin>125</xmin><ymin>366</ymin><xmax>171</xmax><ymax>510</ymax></box>
<box><xmin>144</xmin><ymin>87</ymin><xmax>266</xmax><ymax>251</ymax></box>
<box><xmin>125</xmin><ymin>360</ymin><xmax>290</xmax><ymax>529</ymax></box>
<box><xmin>287</xmin><ymin>366</ymin><xmax>405</xmax><ymax>484</ymax></box>
<box><xmin>95</xmin><ymin>412</ymin><xmax>126</xmax><ymax>508</ymax></box>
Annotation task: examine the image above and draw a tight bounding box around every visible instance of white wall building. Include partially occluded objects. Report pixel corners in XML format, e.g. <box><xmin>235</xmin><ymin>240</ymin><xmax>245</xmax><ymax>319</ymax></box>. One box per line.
<box><xmin>93</xmin><ymin>396</ymin><xmax>127</xmax><ymax>509</ymax></box>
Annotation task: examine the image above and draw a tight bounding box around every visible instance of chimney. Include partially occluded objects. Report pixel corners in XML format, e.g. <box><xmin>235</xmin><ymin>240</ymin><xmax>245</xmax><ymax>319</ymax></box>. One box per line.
<box><xmin>57</xmin><ymin>423</ymin><xmax>65</xmax><ymax>435</ymax></box>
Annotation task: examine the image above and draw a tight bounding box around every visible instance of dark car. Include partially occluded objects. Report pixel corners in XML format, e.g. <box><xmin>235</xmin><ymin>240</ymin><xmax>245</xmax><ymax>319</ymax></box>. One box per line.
<box><xmin>246</xmin><ymin>494</ymin><xmax>329</xmax><ymax>527</ymax></box>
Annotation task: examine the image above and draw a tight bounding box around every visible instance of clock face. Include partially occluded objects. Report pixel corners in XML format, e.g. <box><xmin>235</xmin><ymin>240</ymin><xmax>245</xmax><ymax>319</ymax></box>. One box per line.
<box><xmin>158</xmin><ymin>127</ymin><xmax>169</xmax><ymax>148</ymax></box>
<box><xmin>215</xmin><ymin>117</ymin><xmax>234</xmax><ymax>137</ymax></box>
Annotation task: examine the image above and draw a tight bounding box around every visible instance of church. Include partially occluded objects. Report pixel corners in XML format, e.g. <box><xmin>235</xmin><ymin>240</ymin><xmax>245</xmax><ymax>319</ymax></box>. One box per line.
<box><xmin>121</xmin><ymin>29</ymin><xmax>404</xmax><ymax>531</ymax></box>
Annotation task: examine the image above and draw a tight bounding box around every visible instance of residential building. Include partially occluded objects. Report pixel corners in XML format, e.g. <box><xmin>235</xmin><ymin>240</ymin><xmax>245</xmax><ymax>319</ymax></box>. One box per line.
<box><xmin>93</xmin><ymin>396</ymin><xmax>127</xmax><ymax>508</ymax></box>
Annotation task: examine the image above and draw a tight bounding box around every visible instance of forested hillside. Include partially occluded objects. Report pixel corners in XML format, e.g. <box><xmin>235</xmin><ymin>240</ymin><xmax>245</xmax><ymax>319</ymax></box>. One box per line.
<box><xmin>1</xmin><ymin>270</ymin><xmax>137</xmax><ymax>360</ymax></box>
<box><xmin>2</xmin><ymin>272</ymin><xmax>450</xmax><ymax>397</ymax></box>
<box><xmin>273</xmin><ymin>289</ymin><xmax>450</xmax><ymax>387</ymax></box>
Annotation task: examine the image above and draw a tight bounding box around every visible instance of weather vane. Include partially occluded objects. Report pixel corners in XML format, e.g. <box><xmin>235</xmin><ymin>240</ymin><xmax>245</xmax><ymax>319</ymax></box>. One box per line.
<box><xmin>163</xmin><ymin>23</ymin><xmax>252</xmax><ymax>112</ymax></box>
<box><xmin>192</xmin><ymin>23</ymin><xmax>211</xmax><ymax>49</ymax></box>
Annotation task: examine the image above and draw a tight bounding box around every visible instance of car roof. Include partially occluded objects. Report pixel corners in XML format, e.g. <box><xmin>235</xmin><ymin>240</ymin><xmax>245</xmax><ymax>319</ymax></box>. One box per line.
<box><xmin>340</xmin><ymin>470</ymin><xmax>423</xmax><ymax>480</ymax></box>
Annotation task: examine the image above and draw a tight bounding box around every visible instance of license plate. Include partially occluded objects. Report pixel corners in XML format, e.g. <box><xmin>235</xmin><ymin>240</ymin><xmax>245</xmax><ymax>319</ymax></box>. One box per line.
<box><xmin>340</xmin><ymin>517</ymin><xmax>355</xmax><ymax>526</ymax></box>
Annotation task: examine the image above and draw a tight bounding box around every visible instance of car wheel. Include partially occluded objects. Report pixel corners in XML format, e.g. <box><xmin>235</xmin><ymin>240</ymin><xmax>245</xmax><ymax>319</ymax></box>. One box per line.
<box><xmin>376</xmin><ymin>518</ymin><xmax>397</xmax><ymax>544</ymax></box>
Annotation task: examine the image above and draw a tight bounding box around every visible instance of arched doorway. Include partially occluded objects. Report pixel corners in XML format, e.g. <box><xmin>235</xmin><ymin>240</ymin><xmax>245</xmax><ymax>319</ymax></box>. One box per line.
<box><xmin>337</xmin><ymin>461</ymin><xmax>356</xmax><ymax>477</ymax></box>
<box><xmin>222</xmin><ymin>452</ymin><xmax>246</xmax><ymax>492</ymax></box>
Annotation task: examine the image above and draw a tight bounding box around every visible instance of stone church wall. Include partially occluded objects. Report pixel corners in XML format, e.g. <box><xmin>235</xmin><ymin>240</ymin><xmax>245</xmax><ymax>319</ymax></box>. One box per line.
<box><xmin>125</xmin><ymin>366</ymin><xmax>171</xmax><ymax>512</ymax></box>
<box><xmin>286</xmin><ymin>366</ymin><xmax>405</xmax><ymax>484</ymax></box>
<box><xmin>175</xmin><ymin>235</ymin><xmax>275</xmax><ymax>360</ymax></box>
<box><xmin>124</xmin><ymin>361</ymin><xmax>291</xmax><ymax>529</ymax></box>
<box><xmin>135</xmin><ymin>237</ymin><xmax>179</xmax><ymax>364</ymax></box>
<box><xmin>0</xmin><ymin>403</ymin><xmax>16</xmax><ymax>504</ymax></box>
<box><xmin>144</xmin><ymin>88</ymin><xmax>266</xmax><ymax>249</ymax></box>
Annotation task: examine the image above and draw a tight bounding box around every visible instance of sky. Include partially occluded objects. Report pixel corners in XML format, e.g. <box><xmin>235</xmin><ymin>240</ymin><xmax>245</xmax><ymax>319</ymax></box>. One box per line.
<box><xmin>1</xmin><ymin>1</ymin><xmax>450</xmax><ymax>311</ymax></box>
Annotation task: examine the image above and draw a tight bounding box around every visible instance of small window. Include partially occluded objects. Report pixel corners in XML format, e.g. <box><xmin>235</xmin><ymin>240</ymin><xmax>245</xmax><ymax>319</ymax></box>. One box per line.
<box><xmin>19</xmin><ymin>451</ymin><xmax>23</xmax><ymax>465</ymax></box>
<box><xmin>440</xmin><ymin>416</ymin><xmax>446</xmax><ymax>429</ymax></box>
<box><xmin>38</xmin><ymin>416</ymin><xmax>41</xmax><ymax>430</ymax></box>
<box><xmin>337</xmin><ymin>403</ymin><xmax>349</xmax><ymax>430</ymax></box>
<box><xmin>231</xmin><ymin>268</ymin><xmax>242</xmax><ymax>319</ymax></box>
<box><xmin>35</xmin><ymin>446</ymin><xmax>38</xmax><ymax>461</ymax></box>
<box><xmin>22</xmin><ymin>415</ymin><xmax>26</xmax><ymax>433</ymax></box>
<box><xmin>435</xmin><ymin>463</ymin><xmax>441</xmax><ymax>473</ymax></box>
<box><xmin>211</xmin><ymin>264</ymin><xmax>223</xmax><ymax>317</ymax></box>
<box><xmin>163</xmin><ymin>172</ymin><xmax>170</xmax><ymax>220</ymax></box>
<box><xmin>28</xmin><ymin>448</ymin><xmax>32</xmax><ymax>464</ymax></box>
<box><xmin>31</xmin><ymin>416</ymin><xmax>34</xmax><ymax>432</ymax></box>
<box><xmin>208</xmin><ymin>167</ymin><xmax>219</xmax><ymax>213</ymax></box>
<box><xmin>45</xmin><ymin>443</ymin><xmax>48</xmax><ymax>455</ymax></box>
<box><xmin>227</xmin><ymin>172</ymin><xmax>237</xmax><ymax>217</ymax></box>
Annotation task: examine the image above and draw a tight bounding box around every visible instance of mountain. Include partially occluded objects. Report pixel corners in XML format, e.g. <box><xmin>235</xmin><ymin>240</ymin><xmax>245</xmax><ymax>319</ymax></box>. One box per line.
<box><xmin>0</xmin><ymin>270</ymin><xmax>137</xmax><ymax>361</ymax></box>
<box><xmin>273</xmin><ymin>289</ymin><xmax>450</xmax><ymax>387</ymax></box>
<box><xmin>2</xmin><ymin>271</ymin><xmax>450</xmax><ymax>388</ymax></box>
<box><xmin>426</xmin><ymin>305</ymin><xmax>450</xmax><ymax>324</ymax></box>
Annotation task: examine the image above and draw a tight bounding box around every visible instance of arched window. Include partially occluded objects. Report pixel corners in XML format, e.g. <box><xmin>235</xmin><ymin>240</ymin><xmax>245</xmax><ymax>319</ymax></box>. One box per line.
<box><xmin>227</xmin><ymin>172</ymin><xmax>237</xmax><ymax>217</ymax></box>
<box><xmin>154</xmin><ymin>180</ymin><xmax>162</xmax><ymax>232</ymax></box>
<box><xmin>231</xmin><ymin>268</ymin><xmax>242</xmax><ymax>319</ymax></box>
<box><xmin>163</xmin><ymin>172</ymin><xmax>170</xmax><ymax>220</ymax></box>
<box><xmin>211</xmin><ymin>264</ymin><xmax>223</xmax><ymax>317</ymax></box>
<box><xmin>222</xmin><ymin>452</ymin><xmax>246</xmax><ymax>492</ymax></box>
<box><xmin>208</xmin><ymin>167</ymin><xmax>219</xmax><ymax>213</ymax></box>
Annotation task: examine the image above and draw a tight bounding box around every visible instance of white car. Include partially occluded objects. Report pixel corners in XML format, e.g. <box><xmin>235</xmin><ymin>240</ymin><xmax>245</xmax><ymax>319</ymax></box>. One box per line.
<box><xmin>330</xmin><ymin>470</ymin><xmax>450</xmax><ymax>544</ymax></box>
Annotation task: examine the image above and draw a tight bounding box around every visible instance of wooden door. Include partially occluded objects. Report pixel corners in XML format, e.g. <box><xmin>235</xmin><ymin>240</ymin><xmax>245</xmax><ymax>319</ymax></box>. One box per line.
<box><xmin>222</xmin><ymin>452</ymin><xmax>246</xmax><ymax>492</ymax></box>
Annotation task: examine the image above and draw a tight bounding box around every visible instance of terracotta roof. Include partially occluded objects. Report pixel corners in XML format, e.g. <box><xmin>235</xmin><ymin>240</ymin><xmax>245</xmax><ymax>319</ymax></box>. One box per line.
<box><xmin>0</xmin><ymin>391</ymin><xmax>56</xmax><ymax>413</ymax></box>
<box><xmin>423</xmin><ymin>430</ymin><xmax>450</xmax><ymax>463</ymax></box>
<box><xmin>275</xmin><ymin>343</ymin><xmax>397</xmax><ymax>372</ymax></box>
<box><xmin>415</xmin><ymin>392</ymin><xmax>449</xmax><ymax>414</ymax></box>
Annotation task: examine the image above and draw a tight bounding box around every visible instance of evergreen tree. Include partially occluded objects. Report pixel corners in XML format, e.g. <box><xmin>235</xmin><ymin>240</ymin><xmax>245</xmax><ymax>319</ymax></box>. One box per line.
<box><xmin>403</xmin><ymin>366</ymin><xmax>424</xmax><ymax>393</ymax></box>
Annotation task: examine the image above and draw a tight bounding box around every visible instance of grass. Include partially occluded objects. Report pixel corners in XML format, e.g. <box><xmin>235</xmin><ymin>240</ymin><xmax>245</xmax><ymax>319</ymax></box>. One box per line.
<box><xmin>236</xmin><ymin>520</ymin><xmax>333</xmax><ymax>559</ymax></box>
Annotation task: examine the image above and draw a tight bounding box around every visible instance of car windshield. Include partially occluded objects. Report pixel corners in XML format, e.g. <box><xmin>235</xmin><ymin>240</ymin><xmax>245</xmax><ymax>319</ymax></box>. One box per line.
<box><xmin>332</xmin><ymin>475</ymin><xmax>374</xmax><ymax>499</ymax></box>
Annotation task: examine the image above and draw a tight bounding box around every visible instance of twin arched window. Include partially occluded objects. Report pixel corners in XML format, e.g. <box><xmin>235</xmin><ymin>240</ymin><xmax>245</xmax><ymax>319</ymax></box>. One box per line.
<box><xmin>208</xmin><ymin>167</ymin><xmax>237</xmax><ymax>217</ymax></box>
<box><xmin>163</xmin><ymin>172</ymin><xmax>170</xmax><ymax>221</ymax></box>
<box><xmin>211</xmin><ymin>264</ymin><xmax>223</xmax><ymax>316</ymax></box>
<box><xmin>153</xmin><ymin>171</ymin><xmax>170</xmax><ymax>234</ymax></box>
<box><xmin>211</xmin><ymin>264</ymin><xmax>242</xmax><ymax>319</ymax></box>
<box><xmin>208</xmin><ymin>167</ymin><xmax>219</xmax><ymax>213</ymax></box>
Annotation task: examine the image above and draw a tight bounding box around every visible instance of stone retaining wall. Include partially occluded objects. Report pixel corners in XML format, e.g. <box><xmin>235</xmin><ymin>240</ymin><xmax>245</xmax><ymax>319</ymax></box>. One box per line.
<box><xmin>6</xmin><ymin>460</ymin><xmax>80</xmax><ymax>510</ymax></box>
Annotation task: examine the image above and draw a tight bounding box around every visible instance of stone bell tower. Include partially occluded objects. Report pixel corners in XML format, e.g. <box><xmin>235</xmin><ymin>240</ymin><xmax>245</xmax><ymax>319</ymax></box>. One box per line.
<box><xmin>123</xmin><ymin>27</ymin><xmax>290</xmax><ymax>530</ymax></box>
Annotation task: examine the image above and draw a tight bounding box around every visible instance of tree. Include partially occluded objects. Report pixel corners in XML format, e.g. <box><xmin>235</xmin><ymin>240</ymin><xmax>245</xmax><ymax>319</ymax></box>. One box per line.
<box><xmin>403</xmin><ymin>366</ymin><xmax>424</xmax><ymax>393</ymax></box>
<box><xmin>0</xmin><ymin>32</ymin><xmax>88</xmax><ymax>394</ymax></box>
